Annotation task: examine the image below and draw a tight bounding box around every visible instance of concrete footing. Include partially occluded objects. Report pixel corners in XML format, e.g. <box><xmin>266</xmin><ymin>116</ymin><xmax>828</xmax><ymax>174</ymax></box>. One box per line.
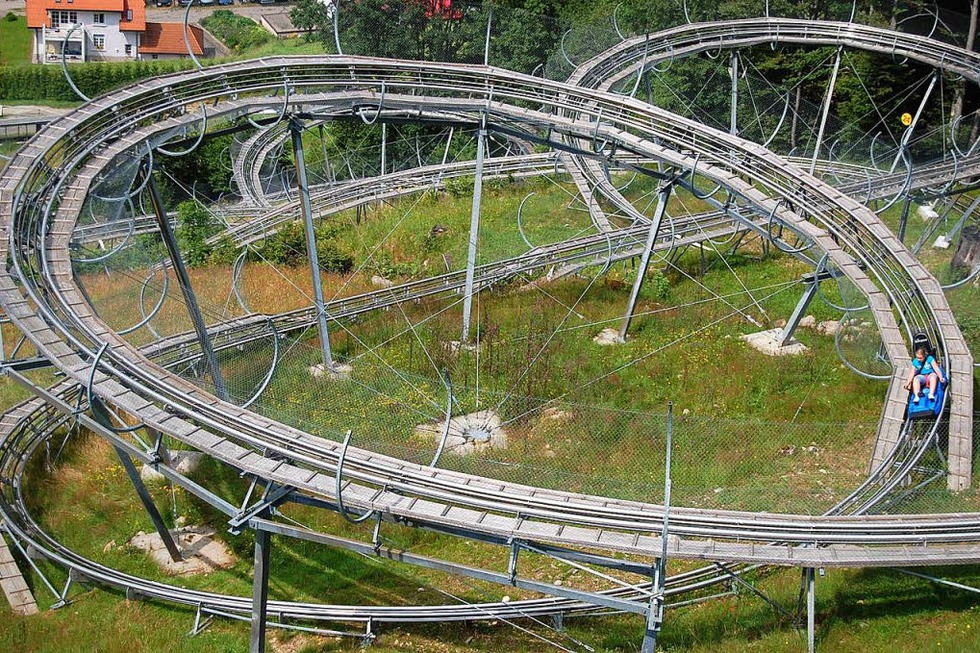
<box><xmin>740</xmin><ymin>329</ymin><xmax>808</xmax><ymax>356</ymax></box>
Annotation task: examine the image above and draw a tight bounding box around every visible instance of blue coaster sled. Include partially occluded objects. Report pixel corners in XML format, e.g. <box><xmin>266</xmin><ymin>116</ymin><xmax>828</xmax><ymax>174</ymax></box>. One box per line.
<box><xmin>907</xmin><ymin>374</ymin><xmax>948</xmax><ymax>420</ymax></box>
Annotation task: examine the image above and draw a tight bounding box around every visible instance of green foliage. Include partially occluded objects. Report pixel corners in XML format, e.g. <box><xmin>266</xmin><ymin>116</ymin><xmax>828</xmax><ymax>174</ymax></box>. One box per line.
<box><xmin>200</xmin><ymin>10</ymin><xmax>272</xmax><ymax>53</ymax></box>
<box><xmin>176</xmin><ymin>201</ymin><xmax>221</xmax><ymax>266</ymax></box>
<box><xmin>157</xmin><ymin>134</ymin><xmax>233</xmax><ymax>198</ymax></box>
<box><xmin>316</xmin><ymin>239</ymin><xmax>355</xmax><ymax>273</ymax></box>
<box><xmin>252</xmin><ymin>219</ymin><xmax>354</xmax><ymax>273</ymax></box>
<box><xmin>618</xmin><ymin>265</ymin><xmax>672</xmax><ymax>302</ymax></box>
<box><xmin>443</xmin><ymin>175</ymin><xmax>475</xmax><ymax>197</ymax></box>
<box><xmin>0</xmin><ymin>59</ymin><xmax>195</xmax><ymax>102</ymax></box>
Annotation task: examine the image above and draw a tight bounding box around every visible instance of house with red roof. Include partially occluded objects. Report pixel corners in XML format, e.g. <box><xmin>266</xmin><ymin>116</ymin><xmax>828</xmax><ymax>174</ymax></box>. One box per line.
<box><xmin>25</xmin><ymin>0</ymin><xmax>207</xmax><ymax>63</ymax></box>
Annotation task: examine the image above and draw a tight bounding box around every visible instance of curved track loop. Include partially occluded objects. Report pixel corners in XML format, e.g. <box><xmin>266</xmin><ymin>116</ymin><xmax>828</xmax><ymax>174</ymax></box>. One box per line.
<box><xmin>562</xmin><ymin>17</ymin><xmax>980</xmax><ymax>243</ymax></box>
<box><xmin>0</xmin><ymin>53</ymin><xmax>975</xmax><ymax>638</ymax></box>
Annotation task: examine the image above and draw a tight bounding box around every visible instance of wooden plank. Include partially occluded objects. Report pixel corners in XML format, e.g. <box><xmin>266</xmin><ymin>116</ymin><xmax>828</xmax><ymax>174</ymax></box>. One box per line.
<box><xmin>0</xmin><ymin>532</ymin><xmax>38</xmax><ymax>616</ymax></box>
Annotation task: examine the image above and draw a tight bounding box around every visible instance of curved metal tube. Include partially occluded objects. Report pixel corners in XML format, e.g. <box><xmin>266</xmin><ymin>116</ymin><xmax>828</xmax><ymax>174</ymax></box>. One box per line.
<box><xmin>183</xmin><ymin>0</ymin><xmax>203</xmax><ymax>70</ymax></box>
<box><xmin>358</xmin><ymin>81</ymin><xmax>386</xmax><ymax>126</ymax></box>
<box><xmin>60</xmin><ymin>24</ymin><xmax>91</xmax><ymax>102</ymax></box>
<box><xmin>834</xmin><ymin>313</ymin><xmax>892</xmax><ymax>380</ymax></box>
<box><xmin>943</xmin><ymin>260</ymin><xmax>980</xmax><ymax>290</ymax></box>
<box><xmin>156</xmin><ymin>105</ymin><xmax>208</xmax><ymax>157</ymax></box>
<box><xmin>516</xmin><ymin>191</ymin><xmax>538</xmax><ymax>250</ymax></box>
<box><xmin>89</xmin><ymin>144</ymin><xmax>153</xmax><ymax>203</ymax></box>
<box><xmin>245</xmin><ymin>81</ymin><xmax>290</xmax><ymax>131</ymax></box>
<box><xmin>559</xmin><ymin>29</ymin><xmax>576</xmax><ymax>68</ymax></box>
<box><xmin>74</xmin><ymin>218</ymin><xmax>135</xmax><ymax>264</ymax></box>
<box><xmin>688</xmin><ymin>154</ymin><xmax>723</xmax><ymax>200</ymax></box>
<box><xmin>760</xmin><ymin>91</ymin><xmax>791</xmax><ymax>149</ymax></box>
<box><xmin>868</xmin><ymin>132</ymin><xmax>886</xmax><ymax>174</ymax></box>
<box><xmin>873</xmin><ymin>147</ymin><xmax>913</xmax><ymax>216</ymax></box>
<box><xmin>951</xmin><ymin>114</ymin><xmax>980</xmax><ymax>158</ymax></box>
<box><xmin>86</xmin><ymin>343</ymin><xmax>148</xmax><ymax>433</ymax></box>
<box><xmin>231</xmin><ymin>250</ymin><xmax>252</xmax><ymax>313</ymax></box>
<box><xmin>612</xmin><ymin>3</ymin><xmax>626</xmax><ymax>41</ymax></box>
<box><xmin>331</xmin><ymin>0</ymin><xmax>343</xmax><ymax>55</ymax></box>
<box><xmin>628</xmin><ymin>37</ymin><xmax>649</xmax><ymax>99</ymax></box>
<box><xmin>429</xmin><ymin>370</ymin><xmax>454</xmax><ymax>468</ymax></box>
<box><xmin>240</xmin><ymin>318</ymin><xmax>280</xmax><ymax>409</ymax></box>
<box><xmin>119</xmin><ymin>265</ymin><xmax>170</xmax><ymax>336</ymax></box>
<box><xmin>814</xmin><ymin>253</ymin><xmax>869</xmax><ymax>312</ymax></box>
<box><xmin>335</xmin><ymin>430</ymin><xmax>378</xmax><ymax>524</ymax></box>
<box><xmin>765</xmin><ymin>200</ymin><xmax>812</xmax><ymax>255</ymax></box>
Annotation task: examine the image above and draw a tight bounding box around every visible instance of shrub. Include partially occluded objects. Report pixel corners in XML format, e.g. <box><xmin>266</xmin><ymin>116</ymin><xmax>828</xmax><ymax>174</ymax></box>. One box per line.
<box><xmin>201</xmin><ymin>10</ymin><xmax>272</xmax><ymax>53</ymax></box>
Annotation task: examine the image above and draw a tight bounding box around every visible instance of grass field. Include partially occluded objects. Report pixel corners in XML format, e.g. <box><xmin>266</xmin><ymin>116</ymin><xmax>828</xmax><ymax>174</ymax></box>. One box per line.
<box><xmin>0</xmin><ymin>13</ymin><xmax>31</xmax><ymax>66</ymax></box>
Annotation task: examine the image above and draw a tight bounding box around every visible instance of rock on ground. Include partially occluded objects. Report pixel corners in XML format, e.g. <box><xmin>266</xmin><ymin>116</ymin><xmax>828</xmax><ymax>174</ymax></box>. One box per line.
<box><xmin>127</xmin><ymin>526</ymin><xmax>235</xmax><ymax>576</ymax></box>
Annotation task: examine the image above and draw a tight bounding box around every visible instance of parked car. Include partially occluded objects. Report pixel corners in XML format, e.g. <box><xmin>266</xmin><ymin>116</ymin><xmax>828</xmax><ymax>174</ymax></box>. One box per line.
<box><xmin>177</xmin><ymin>0</ymin><xmax>195</xmax><ymax>6</ymax></box>
<box><xmin>199</xmin><ymin>0</ymin><xmax>215</xmax><ymax>5</ymax></box>
<box><xmin>218</xmin><ymin>0</ymin><xmax>234</xmax><ymax>5</ymax></box>
<box><xmin>153</xmin><ymin>0</ymin><xmax>174</xmax><ymax>6</ymax></box>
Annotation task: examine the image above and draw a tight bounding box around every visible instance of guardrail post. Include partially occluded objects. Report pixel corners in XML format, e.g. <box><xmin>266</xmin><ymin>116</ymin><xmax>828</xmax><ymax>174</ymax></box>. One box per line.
<box><xmin>289</xmin><ymin>117</ymin><xmax>334</xmax><ymax>368</ymax></box>
<box><xmin>144</xmin><ymin>167</ymin><xmax>229</xmax><ymax>400</ymax></box>
<box><xmin>620</xmin><ymin>183</ymin><xmax>672</xmax><ymax>341</ymax></box>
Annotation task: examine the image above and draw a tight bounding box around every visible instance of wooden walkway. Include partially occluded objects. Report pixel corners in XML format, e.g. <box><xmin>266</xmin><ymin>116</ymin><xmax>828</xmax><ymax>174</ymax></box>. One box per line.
<box><xmin>0</xmin><ymin>528</ymin><xmax>38</xmax><ymax>615</ymax></box>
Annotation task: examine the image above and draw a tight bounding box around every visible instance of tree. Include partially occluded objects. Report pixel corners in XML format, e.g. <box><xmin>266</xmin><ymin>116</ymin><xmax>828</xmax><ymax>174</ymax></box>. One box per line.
<box><xmin>291</xmin><ymin>0</ymin><xmax>333</xmax><ymax>42</ymax></box>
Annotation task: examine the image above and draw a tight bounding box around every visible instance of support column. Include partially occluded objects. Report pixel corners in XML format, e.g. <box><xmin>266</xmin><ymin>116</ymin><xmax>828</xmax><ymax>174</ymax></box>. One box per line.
<box><xmin>779</xmin><ymin>278</ymin><xmax>820</xmax><ymax>347</ymax></box>
<box><xmin>809</xmin><ymin>47</ymin><xmax>843</xmax><ymax>176</ymax></box>
<box><xmin>461</xmin><ymin>113</ymin><xmax>487</xmax><ymax>343</ymax></box>
<box><xmin>897</xmin><ymin>196</ymin><xmax>913</xmax><ymax>244</ymax></box>
<box><xmin>730</xmin><ymin>51</ymin><xmax>739</xmax><ymax>137</ymax></box>
<box><xmin>250</xmin><ymin>528</ymin><xmax>271</xmax><ymax>653</ymax></box>
<box><xmin>112</xmin><ymin>443</ymin><xmax>182</xmax><ymax>562</ymax></box>
<box><xmin>641</xmin><ymin>402</ymin><xmax>673</xmax><ymax>653</ymax></box>
<box><xmin>290</xmin><ymin>117</ymin><xmax>334</xmax><ymax>368</ymax></box>
<box><xmin>805</xmin><ymin>568</ymin><xmax>815</xmax><ymax>653</ymax></box>
<box><xmin>381</xmin><ymin>121</ymin><xmax>387</xmax><ymax>177</ymax></box>
<box><xmin>91</xmin><ymin>396</ymin><xmax>181</xmax><ymax>562</ymax></box>
<box><xmin>890</xmin><ymin>71</ymin><xmax>939</xmax><ymax>173</ymax></box>
<box><xmin>145</xmin><ymin>169</ymin><xmax>228</xmax><ymax>400</ymax></box>
<box><xmin>620</xmin><ymin>183</ymin><xmax>672</xmax><ymax>341</ymax></box>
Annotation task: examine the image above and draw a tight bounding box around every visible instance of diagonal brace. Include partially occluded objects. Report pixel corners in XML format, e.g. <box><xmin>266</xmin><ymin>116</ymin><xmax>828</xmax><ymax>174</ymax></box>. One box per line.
<box><xmin>229</xmin><ymin>482</ymin><xmax>295</xmax><ymax>534</ymax></box>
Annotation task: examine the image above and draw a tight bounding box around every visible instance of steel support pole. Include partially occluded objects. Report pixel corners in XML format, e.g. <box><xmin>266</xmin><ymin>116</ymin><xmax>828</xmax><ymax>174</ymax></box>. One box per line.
<box><xmin>809</xmin><ymin>47</ymin><xmax>842</xmax><ymax>176</ymax></box>
<box><xmin>890</xmin><ymin>71</ymin><xmax>939</xmax><ymax>174</ymax></box>
<box><xmin>250</xmin><ymin>528</ymin><xmax>271</xmax><ymax>653</ymax></box>
<box><xmin>897</xmin><ymin>195</ymin><xmax>913</xmax><ymax>244</ymax></box>
<box><xmin>145</xmin><ymin>169</ymin><xmax>228</xmax><ymax>400</ymax></box>
<box><xmin>620</xmin><ymin>184</ymin><xmax>672</xmax><ymax>341</ymax></box>
<box><xmin>111</xmin><ymin>443</ymin><xmax>183</xmax><ymax>562</ymax></box>
<box><xmin>290</xmin><ymin>118</ymin><xmax>334</xmax><ymax>367</ymax></box>
<box><xmin>779</xmin><ymin>280</ymin><xmax>820</xmax><ymax>347</ymax></box>
<box><xmin>730</xmin><ymin>51</ymin><xmax>739</xmax><ymax>136</ymax></box>
<box><xmin>461</xmin><ymin>113</ymin><xmax>487</xmax><ymax>343</ymax></box>
<box><xmin>381</xmin><ymin>121</ymin><xmax>387</xmax><ymax>177</ymax></box>
<box><xmin>806</xmin><ymin>568</ymin><xmax>815</xmax><ymax>653</ymax></box>
<box><xmin>641</xmin><ymin>402</ymin><xmax>673</xmax><ymax>653</ymax></box>
<box><xmin>483</xmin><ymin>7</ymin><xmax>493</xmax><ymax>66</ymax></box>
